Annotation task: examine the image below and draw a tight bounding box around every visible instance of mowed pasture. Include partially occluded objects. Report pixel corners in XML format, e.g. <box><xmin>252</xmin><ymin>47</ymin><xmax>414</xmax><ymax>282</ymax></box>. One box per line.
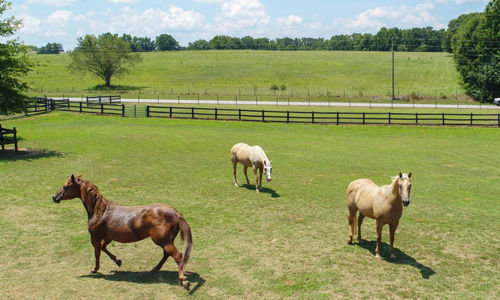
<box><xmin>1</xmin><ymin>112</ymin><xmax>499</xmax><ymax>299</ymax></box>
<box><xmin>26</xmin><ymin>51</ymin><xmax>465</xmax><ymax>101</ymax></box>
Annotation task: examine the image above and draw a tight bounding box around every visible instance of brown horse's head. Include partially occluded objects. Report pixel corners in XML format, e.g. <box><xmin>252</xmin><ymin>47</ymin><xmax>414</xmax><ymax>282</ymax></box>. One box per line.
<box><xmin>52</xmin><ymin>174</ymin><xmax>82</xmax><ymax>203</ymax></box>
<box><xmin>398</xmin><ymin>172</ymin><xmax>412</xmax><ymax>207</ymax></box>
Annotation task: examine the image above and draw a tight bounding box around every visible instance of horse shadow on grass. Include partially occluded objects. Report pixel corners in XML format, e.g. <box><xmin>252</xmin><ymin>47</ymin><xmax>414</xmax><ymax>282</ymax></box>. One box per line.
<box><xmin>81</xmin><ymin>270</ymin><xmax>205</xmax><ymax>295</ymax></box>
<box><xmin>241</xmin><ymin>184</ymin><xmax>280</xmax><ymax>198</ymax></box>
<box><xmin>0</xmin><ymin>148</ymin><xmax>63</xmax><ymax>161</ymax></box>
<box><xmin>357</xmin><ymin>240</ymin><xmax>435</xmax><ymax>279</ymax></box>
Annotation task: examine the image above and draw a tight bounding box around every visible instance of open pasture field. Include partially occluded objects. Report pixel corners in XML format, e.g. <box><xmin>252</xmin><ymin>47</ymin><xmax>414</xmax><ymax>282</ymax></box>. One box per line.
<box><xmin>26</xmin><ymin>51</ymin><xmax>466</xmax><ymax>102</ymax></box>
<box><xmin>1</xmin><ymin>112</ymin><xmax>499</xmax><ymax>299</ymax></box>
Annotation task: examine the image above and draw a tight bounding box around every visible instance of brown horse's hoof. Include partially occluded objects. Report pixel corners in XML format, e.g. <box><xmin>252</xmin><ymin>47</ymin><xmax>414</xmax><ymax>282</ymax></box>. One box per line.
<box><xmin>115</xmin><ymin>259</ymin><xmax>122</xmax><ymax>267</ymax></box>
<box><xmin>90</xmin><ymin>268</ymin><xmax>98</xmax><ymax>274</ymax></box>
<box><xmin>182</xmin><ymin>281</ymin><xmax>190</xmax><ymax>291</ymax></box>
<box><xmin>347</xmin><ymin>237</ymin><xmax>353</xmax><ymax>245</ymax></box>
<box><xmin>358</xmin><ymin>239</ymin><xmax>365</xmax><ymax>245</ymax></box>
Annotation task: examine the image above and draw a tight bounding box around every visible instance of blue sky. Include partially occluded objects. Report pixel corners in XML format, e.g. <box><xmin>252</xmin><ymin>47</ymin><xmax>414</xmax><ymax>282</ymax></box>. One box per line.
<box><xmin>4</xmin><ymin>0</ymin><xmax>489</xmax><ymax>50</ymax></box>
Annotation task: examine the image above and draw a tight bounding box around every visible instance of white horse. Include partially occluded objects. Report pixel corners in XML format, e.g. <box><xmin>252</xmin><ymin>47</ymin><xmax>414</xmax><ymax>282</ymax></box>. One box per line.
<box><xmin>230</xmin><ymin>143</ymin><xmax>272</xmax><ymax>193</ymax></box>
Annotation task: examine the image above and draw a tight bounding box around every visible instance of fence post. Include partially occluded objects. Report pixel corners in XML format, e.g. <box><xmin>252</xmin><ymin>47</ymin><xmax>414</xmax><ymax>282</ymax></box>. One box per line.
<box><xmin>101</xmin><ymin>104</ymin><xmax>104</xmax><ymax>115</ymax></box>
<box><xmin>80</xmin><ymin>102</ymin><xmax>83</xmax><ymax>113</ymax></box>
<box><xmin>239</xmin><ymin>109</ymin><xmax>241</xmax><ymax>121</ymax></box>
<box><xmin>191</xmin><ymin>107</ymin><xmax>194</xmax><ymax>119</ymax></box>
<box><xmin>337</xmin><ymin>112</ymin><xmax>339</xmax><ymax>125</ymax></box>
<box><xmin>471</xmin><ymin>113</ymin><xmax>473</xmax><ymax>126</ymax></box>
<box><xmin>0</xmin><ymin>124</ymin><xmax>3</xmax><ymax>150</ymax></box>
<box><xmin>262</xmin><ymin>110</ymin><xmax>265</xmax><ymax>122</ymax></box>
<box><xmin>416</xmin><ymin>112</ymin><xmax>418</xmax><ymax>125</ymax></box>
<box><xmin>122</xmin><ymin>104</ymin><xmax>124</xmax><ymax>117</ymax></box>
<box><xmin>363</xmin><ymin>112</ymin><xmax>365</xmax><ymax>125</ymax></box>
<box><xmin>169</xmin><ymin>107</ymin><xmax>172</xmax><ymax>118</ymax></box>
<box><xmin>287</xmin><ymin>111</ymin><xmax>289</xmax><ymax>124</ymax></box>
<box><xmin>215</xmin><ymin>108</ymin><xmax>218</xmax><ymax>120</ymax></box>
<box><xmin>442</xmin><ymin>113</ymin><xmax>445</xmax><ymax>126</ymax></box>
<box><xmin>146</xmin><ymin>106</ymin><xmax>150</xmax><ymax>118</ymax></box>
<box><xmin>13</xmin><ymin>127</ymin><xmax>17</xmax><ymax>151</ymax></box>
<box><xmin>389</xmin><ymin>112</ymin><xmax>391</xmax><ymax>125</ymax></box>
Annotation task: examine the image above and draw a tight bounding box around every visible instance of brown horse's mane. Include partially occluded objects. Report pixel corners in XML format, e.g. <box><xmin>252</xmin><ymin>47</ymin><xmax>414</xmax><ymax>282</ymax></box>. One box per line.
<box><xmin>79</xmin><ymin>179</ymin><xmax>116</xmax><ymax>219</ymax></box>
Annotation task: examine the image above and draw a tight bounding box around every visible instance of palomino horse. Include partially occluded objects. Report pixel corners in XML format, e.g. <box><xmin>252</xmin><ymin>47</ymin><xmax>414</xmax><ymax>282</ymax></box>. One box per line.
<box><xmin>346</xmin><ymin>172</ymin><xmax>412</xmax><ymax>261</ymax></box>
<box><xmin>52</xmin><ymin>174</ymin><xmax>193</xmax><ymax>290</ymax></box>
<box><xmin>230</xmin><ymin>143</ymin><xmax>272</xmax><ymax>192</ymax></box>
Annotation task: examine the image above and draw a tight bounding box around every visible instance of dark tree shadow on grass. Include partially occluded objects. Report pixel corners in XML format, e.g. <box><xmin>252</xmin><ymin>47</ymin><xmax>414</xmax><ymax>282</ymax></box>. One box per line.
<box><xmin>0</xmin><ymin>148</ymin><xmax>63</xmax><ymax>161</ymax></box>
<box><xmin>241</xmin><ymin>184</ymin><xmax>280</xmax><ymax>198</ymax></box>
<box><xmin>81</xmin><ymin>270</ymin><xmax>205</xmax><ymax>295</ymax></box>
<box><xmin>356</xmin><ymin>240</ymin><xmax>436</xmax><ymax>279</ymax></box>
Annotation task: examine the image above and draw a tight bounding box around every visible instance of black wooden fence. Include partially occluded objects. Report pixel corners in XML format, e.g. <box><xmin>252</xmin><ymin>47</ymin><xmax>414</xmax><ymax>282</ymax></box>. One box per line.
<box><xmin>23</xmin><ymin>99</ymin><xmax>500</xmax><ymax>127</ymax></box>
<box><xmin>147</xmin><ymin>106</ymin><xmax>500</xmax><ymax>127</ymax></box>
<box><xmin>86</xmin><ymin>95</ymin><xmax>121</xmax><ymax>105</ymax></box>
<box><xmin>0</xmin><ymin>124</ymin><xmax>18</xmax><ymax>151</ymax></box>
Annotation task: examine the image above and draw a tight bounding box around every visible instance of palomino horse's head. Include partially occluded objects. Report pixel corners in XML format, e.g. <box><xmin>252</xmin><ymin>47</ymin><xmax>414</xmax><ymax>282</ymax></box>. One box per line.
<box><xmin>397</xmin><ymin>172</ymin><xmax>412</xmax><ymax>207</ymax></box>
<box><xmin>52</xmin><ymin>174</ymin><xmax>82</xmax><ymax>203</ymax></box>
<box><xmin>264</xmin><ymin>160</ymin><xmax>273</xmax><ymax>182</ymax></box>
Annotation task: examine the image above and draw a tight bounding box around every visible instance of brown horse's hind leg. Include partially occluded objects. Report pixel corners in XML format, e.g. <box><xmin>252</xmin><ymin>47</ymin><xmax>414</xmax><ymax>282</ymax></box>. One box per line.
<box><xmin>101</xmin><ymin>239</ymin><xmax>121</xmax><ymax>267</ymax></box>
<box><xmin>357</xmin><ymin>213</ymin><xmax>366</xmax><ymax>244</ymax></box>
<box><xmin>151</xmin><ymin>249</ymin><xmax>169</xmax><ymax>272</ymax></box>
<box><xmin>90</xmin><ymin>237</ymin><xmax>102</xmax><ymax>273</ymax></box>
<box><xmin>165</xmin><ymin>244</ymin><xmax>190</xmax><ymax>290</ymax></box>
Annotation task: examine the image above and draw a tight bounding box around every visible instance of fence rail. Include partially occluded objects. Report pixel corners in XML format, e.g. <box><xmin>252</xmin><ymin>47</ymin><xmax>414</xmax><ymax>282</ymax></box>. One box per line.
<box><xmin>147</xmin><ymin>106</ymin><xmax>500</xmax><ymax>127</ymax></box>
<box><xmin>0</xmin><ymin>124</ymin><xmax>18</xmax><ymax>151</ymax></box>
<box><xmin>86</xmin><ymin>95</ymin><xmax>121</xmax><ymax>105</ymax></box>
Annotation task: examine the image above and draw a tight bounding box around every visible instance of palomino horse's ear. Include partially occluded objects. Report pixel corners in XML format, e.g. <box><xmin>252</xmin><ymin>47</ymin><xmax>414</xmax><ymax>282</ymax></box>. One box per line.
<box><xmin>408</xmin><ymin>172</ymin><xmax>412</xmax><ymax>178</ymax></box>
<box><xmin>269</xmin><ymin>160</ymin><xmax>273</xmax><ymax>164</ymax></box>
<box><xmin>399</xmin><ymin>172</ymin><xmax>402</xmax><ymax>179</ymax></box>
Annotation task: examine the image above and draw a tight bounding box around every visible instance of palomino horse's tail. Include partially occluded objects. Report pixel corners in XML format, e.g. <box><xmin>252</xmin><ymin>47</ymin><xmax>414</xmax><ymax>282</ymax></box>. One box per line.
<box><xmin>177</xmin><ymin>211</ymin><xmax>193</xmax><ymax>275</ymax></box>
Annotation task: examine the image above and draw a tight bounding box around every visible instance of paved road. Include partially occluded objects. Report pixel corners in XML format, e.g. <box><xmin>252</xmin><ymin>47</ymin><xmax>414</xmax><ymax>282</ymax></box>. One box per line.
<box><xmin>68</xmin><ymin>98</ymin><xmax>500</xmax><ymax>110</ymax></box>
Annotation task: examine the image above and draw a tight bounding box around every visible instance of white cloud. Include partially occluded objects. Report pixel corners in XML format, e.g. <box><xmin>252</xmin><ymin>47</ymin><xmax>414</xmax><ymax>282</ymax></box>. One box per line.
<box><xmin>26</xmin><ymin>0</ymin><xmax>78</xmax><ymax>7</ymax></box>
<box><xmin>336</xmin><ymin>4</ymin><xmax>446</xmax><ymax>33</ymax></box>
<box><xmin>276</xmin><ymin>15</ymin><xmax>302</xmax><ymax>27</ymax></box>
<box><xmin>211</xmin><ymin>0</ymin><xmax>271</xmax><ymax>35</ymax></box>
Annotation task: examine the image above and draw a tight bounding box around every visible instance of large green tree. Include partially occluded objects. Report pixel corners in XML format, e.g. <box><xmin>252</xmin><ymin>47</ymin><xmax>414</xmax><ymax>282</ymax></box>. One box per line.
<box><xmin>0</xmin><ymin>0</ymin><xmax>34</xmax><ymax>115</ymax></box>
<box><xmin>68</xmin><ymin>33</ymin><xmax>142</xmax><ymax>87</ymax></box>
<box><xmin>452</xmin><ymin>0</ymin><xmax>500</xmax><ymax>102</ymax></box>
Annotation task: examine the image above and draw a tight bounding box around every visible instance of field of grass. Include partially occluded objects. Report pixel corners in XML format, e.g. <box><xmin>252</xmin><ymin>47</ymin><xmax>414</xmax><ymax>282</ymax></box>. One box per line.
<box><xmin>1</xmin><ymin>112</ymin><xmax>499</xmax><ymax>299</ymax></box>
<box><xmin>26</xmin><ymin>51</ymin><xmax>466</xmax><ymax>102</ymax></box>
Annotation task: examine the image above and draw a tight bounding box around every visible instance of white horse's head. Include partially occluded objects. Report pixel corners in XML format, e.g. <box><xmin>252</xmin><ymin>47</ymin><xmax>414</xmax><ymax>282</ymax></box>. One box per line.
<box><xmin>264</xmin><ymin>160</ymin><xmax>273</xmax><ymax>182</ymax></box>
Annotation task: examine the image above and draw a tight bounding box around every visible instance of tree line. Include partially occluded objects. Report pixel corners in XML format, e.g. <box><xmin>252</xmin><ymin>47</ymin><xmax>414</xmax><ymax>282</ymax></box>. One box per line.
<box><xmin>37</xmin><ymin>26</ymin><xmax>447</xmax><ymax>54</ymax></box>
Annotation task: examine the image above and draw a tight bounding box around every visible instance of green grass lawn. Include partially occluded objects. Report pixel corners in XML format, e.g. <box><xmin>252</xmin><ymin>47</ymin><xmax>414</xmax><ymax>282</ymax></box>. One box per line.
<box><xmin>26</xmin><ymin>51</ymin><xmax>465</xmax><ymax>101</ymax></box>
<box><xmin>1</xmin><ymin>112</ymin><xmax>499</xmax><ymax>299</ymax></box>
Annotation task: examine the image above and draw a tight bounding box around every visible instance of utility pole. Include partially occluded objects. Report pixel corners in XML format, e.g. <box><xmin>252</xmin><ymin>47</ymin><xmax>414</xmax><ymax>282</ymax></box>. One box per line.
<box><xmin>392</xmin><ymin>37</ymin><xmax>395</xmax><ymax>101</ymax></box>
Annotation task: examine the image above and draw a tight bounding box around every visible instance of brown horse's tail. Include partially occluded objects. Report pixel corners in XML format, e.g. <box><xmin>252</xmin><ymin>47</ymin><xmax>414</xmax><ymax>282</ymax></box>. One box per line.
<box><xmin>177</xmin><ymin>211</ymin><xmax>193</xmax><ymax>275</ymax></box>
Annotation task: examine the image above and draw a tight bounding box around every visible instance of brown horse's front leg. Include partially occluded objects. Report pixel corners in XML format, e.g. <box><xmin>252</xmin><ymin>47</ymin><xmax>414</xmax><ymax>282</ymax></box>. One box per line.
<box><xmin>90</xmin><ymin>237</ymin><xmax>102</xmax><ymax>273</ymax></box>
<box><xmin>101</xmin><ymin>239</ymin><xmax>121</xmax><ymax>267</ymax></box>
<box><xmin>389</xmin><ymin>222</ymin><xmax>399</xmax><ymax>260</ymax></box>
<box><xmin>375</xmin><ymin>220</ymin><xmax>384</xmax><ymax>261</ymax></box>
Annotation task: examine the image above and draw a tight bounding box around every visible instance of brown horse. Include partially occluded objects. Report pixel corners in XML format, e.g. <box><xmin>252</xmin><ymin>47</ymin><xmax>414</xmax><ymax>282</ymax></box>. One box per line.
<box><xmin>346</xmin><ymin>172</ymin><xmax>412</xmax><ymax>261</ymax></box>
<box><xmin>52</xmin><ymin>174</ymin><xmax>193</xmax><ymax>290</ymax></box>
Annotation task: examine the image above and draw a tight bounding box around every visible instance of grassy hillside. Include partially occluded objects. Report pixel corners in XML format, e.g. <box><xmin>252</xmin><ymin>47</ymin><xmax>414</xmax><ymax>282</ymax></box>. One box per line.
<box><xmin>1</xmin><ymin>112</ymin><xmax>499</xmax><ymax>299</ymax></box>
<box><xmin>26</xmin><ymin>51</ymin><xmax>464</xmax><ymax>101</ymax></box>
